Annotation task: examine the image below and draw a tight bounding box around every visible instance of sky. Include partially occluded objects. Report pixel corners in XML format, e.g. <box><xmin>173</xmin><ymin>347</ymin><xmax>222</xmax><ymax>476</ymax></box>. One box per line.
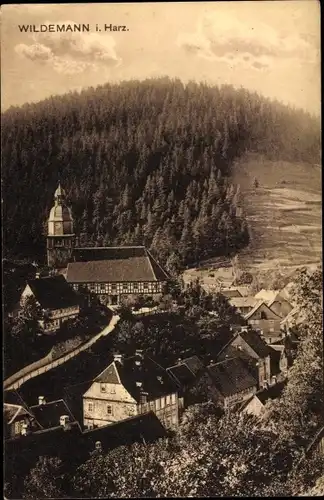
<box><xmin>1</xmin><ymin>1</ymin><xmax>321</xmax><ymax>114</ymax></box>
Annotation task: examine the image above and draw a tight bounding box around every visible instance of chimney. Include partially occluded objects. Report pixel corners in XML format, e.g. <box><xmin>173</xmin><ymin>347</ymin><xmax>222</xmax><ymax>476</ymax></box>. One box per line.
<box><xmin>177</xmin><ymin>358</ymin><xmax>182</xmax><ymax>365</ymax></box>
<box><xmin>60</xmin><ymin>415</ymin><xmax>71</xmax><ymax>430</ymax></box>
<box><xmin>35</xmin><ymin>272</ymin><xmax>40</xmax><ymax>279</ymax></box>
<box><xmin>95</xmin><ymin>441</ymin><xmax>102</xmax><ymax>452</ymax></box>
<box><xmin>113</xmin><ymin>353</ymin><xmax>123</xmax><ymax>364</ymax></box>
<box><xmin>136</xmin><ymin>381</ymin><xmax>143</xmax><ymax>388</ymax></box>
<box><xmin>135</xmin><ymin>350</ymin><xmax>143</xmax><ymax>366</ymax></box>
<box><xmin>38</xmin><ymin>396</ymin><xmax>46</xmax><ymax>405</ymax></box>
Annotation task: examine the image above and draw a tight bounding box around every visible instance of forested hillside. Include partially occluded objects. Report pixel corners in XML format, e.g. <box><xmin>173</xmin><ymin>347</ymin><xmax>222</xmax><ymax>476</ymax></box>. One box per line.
<box><xmin>2</xmin><ymin>78</ymin><xmax>320</xmax><ymax>267</ymax></box>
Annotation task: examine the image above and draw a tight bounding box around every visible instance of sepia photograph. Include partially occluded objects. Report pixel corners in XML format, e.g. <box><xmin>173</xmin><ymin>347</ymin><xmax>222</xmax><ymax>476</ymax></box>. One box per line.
<box><xmin>2</xmin><ymin>1</ymin><xmax>322</xmax><ymax>497</ymax></box>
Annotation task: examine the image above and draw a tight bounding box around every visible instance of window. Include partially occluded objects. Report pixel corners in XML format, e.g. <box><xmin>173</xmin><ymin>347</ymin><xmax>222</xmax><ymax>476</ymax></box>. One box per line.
<box><xmin>107</xmin><ymin>405</ymin><xmax>113</xmax><ymax>415</ymax></box>
<box><xmin>261</xmin><ymin>311</ymin><xmax>267</xmax><ymax>320</ymax></box>
<box><xmin>14</xmin><ymin>421</ymin><xmax>21</xmax><ymax>435</ymax></box>
<box><xmin>269</xmin><ymin>327</ymin><xmax>274</xmax><ymax>333</ymax></box>
<box><xmin>100</xmin><ymin>383</ymin><xmax>106</xmax><ymax>393</ymax></box>
<box><xmin>111</xmin><ymin>284</ymin><xmax>117</xmax><ymax>291</ymax></box>
<box><xmin>100</xmin><ymin>284</ymin><xmax>105</xmax><ymax>292</ymax></box>
<box><xmin>128</xmin><ymin>406</ymin><xmax>135</xmax><ymax>416</ymax></box>
<box><xmin>143</xmin><ymin>283</ymin><xmax>149</xmax><ymax>290</ymax></box>
<box><xmin>88</xmin><ymin>402</ymin><xmax>93</xmax><ymax>412</ymax></box>
<box><xmin>110</xmin><ymin>385</ymin><xmax>116</xmax><ymax>394</ymax></box>
<box><xmin>123</xmin><ymin>283</ymin><xmax>128</xmax><ymax>291</ymax></box>
<box><xmin>133</xmin><ymin>283</ymin><xmax>138</xmax><ymax>290</ymax></box>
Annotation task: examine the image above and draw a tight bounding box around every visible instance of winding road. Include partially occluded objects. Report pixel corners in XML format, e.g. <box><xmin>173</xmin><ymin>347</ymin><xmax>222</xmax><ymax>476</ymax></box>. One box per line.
<box><xmin>4</xmin><ymin>314</ymin><xmax>120</xmax><ymax>391</ymax></box>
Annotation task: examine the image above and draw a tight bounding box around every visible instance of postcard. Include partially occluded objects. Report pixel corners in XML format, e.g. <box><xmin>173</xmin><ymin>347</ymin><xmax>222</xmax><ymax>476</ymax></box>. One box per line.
<box><xmin>2</xmin><ymin>2</ymin><xmax>322</xmax><ymax>498</ymax></box>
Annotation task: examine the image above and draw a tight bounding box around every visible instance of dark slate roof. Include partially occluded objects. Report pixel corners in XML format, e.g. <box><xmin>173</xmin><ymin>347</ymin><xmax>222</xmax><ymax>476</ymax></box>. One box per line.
<box><xmin>4</xmin><ymin>404</ymin><xmax>31</xmax><ymax>425</ymax></box>
<box><xmin>207</xmin><ymin>358</ymin><xmax>257</xmax><ymax>397</ymax></box>
<box><xmin>67</xmin><ymin>246</ymin><xmax>169</xmax><ymax>283</ymax></box>
<box><xmin>93</xmin><ymin>354</ymin><xmax>178</xmax><ymax>402</ymax></box>
<box><xmin>95</xmin><ymin>363</ymin><xmax>120</xmax><ymax>384</ymax></box>
<box><xmin>82</xmin><ymin>412</ymin><xmax>167</xmax><ymax>453</ymax></box>
<box><xmin>240</xmin><ymin>330</ymin><xmax>272</xmax><ymax>359</ymax></box>
<box><xmin>29</xmin><ymin>399</ymin><xmax>79</xmax><ymax>430</ymax></box>
<box><xmin>166</xmin><ymin>356</ymin><xmax>204</xmax><ymax>387</ymax></box>
<box><xmin>257</xmin><ymin>380</ymin><xmax>286</xmax><ymax>404</ymax></box>
<box><xmin>221</xmin><ymin>289</ymin><xmax>243</xmax><ymax>298</ymax></box>
<box><xmin>26</xmin><ymin>275</ymin><xmax>80</xmax><ymax>310</ymax></box>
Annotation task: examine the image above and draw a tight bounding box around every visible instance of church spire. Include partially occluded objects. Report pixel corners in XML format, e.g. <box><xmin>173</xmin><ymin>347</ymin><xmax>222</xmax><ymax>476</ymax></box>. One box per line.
<box><xmin>54</xmin><ymin>181</ymin><xmax>65</xmax><ymax>205</ymax></box>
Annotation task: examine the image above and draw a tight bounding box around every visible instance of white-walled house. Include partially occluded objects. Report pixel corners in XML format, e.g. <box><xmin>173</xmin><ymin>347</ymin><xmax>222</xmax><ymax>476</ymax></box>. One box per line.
<box><xmin>20</xmin><ymin>275</ymin><xmax>80</xmax><ymax>333</ymax></box>
<box><xmin>66</xmin><ymin>246</ymin><xmax>170</xmax><ymax>306</ymax></box>
<box><xmin>83</xmin><ymin>352</ymin><xmax>180</xmax><ymax>430</ymax></box>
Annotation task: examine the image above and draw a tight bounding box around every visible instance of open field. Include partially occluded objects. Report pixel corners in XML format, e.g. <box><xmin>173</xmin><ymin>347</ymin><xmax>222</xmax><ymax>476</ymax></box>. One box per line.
<box><xmin>183</xmin><ymin>154</ymin><xmax>321</xmax><ymax>290</ymax></box>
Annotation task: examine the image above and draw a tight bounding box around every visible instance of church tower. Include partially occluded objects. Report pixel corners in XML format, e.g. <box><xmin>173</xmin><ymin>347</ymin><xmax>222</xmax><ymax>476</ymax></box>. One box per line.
<box><xmin>47</xmin><ymin>183</ymin><xmax>75</xmax><ymax>269</ymax></box>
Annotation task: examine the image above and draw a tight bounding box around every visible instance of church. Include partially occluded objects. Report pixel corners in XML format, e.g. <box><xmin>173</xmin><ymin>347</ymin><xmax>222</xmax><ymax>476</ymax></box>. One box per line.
<box><xmin>46</xmin><ymin>183</ymin><xmax>170</xmax><ymax>305</ymax></box>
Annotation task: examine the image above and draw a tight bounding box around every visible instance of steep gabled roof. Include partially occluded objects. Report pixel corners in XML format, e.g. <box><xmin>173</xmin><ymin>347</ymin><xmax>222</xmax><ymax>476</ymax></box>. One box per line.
<box><xmin>254</xmin><ymin>289</ymin><xmax>278</xmax><ymax>303</ymax></box>
<box><xmin>4</xmin><ymin>404</ymin><xmax>32</xmax><ymax>425</ymax></box>
<box><xmin>166</xmin><ymin>356</ymin><xmax>204</xmax><ymax>387</ymax></box>
<box><xmin>25</xmin><ymin>275</ymin><xmax>80</xmax><ymax>310</ymax></box>
<box><xmin>207</xmin><ymin>358</ymin><xmax>257</xmax><ymax>397</ymax></box>
<box><xmin>89</xmin><ymin>354</ymin><xmax>178</xmax><ymax>402</ymax></box>
<box><xmin>67</xmin><ymin>246</ymin><xmax>169</xmax><ymax>283</ymax></box>
<box><xmin>221</xmin><ymin>289</ymin><xmax>243</xmax><ymax>298</ymax></box>
<box><xmin>239</xmin><ymin>330</ymin><xmax>272</xmax><ymax>358</ymax></box>
<box><xmin>94</xmin><ymin>362</ymin><xmax>120</xmax><ymax>384</ymax></box>
<box><xmin>82</xmin><ymin>412</ymin><xmax>167</xmax><ymax>451</ymax></box>
<box><xmin>230</xmin><ymin>297</ymin><xmax>261</xmax><ymax>309</ymax></box>
<box><xmin>257</xmin><ymin>380</ymin><xmax>286</xmax><ymax>404</ymax></box>
<box><xmin>244</xmin><ymin>301</ymin><xmax>281</xmax><ymax>320</ymax></box>
<box><xmin>29</xmin><ymin>399</ymin><xmax>79</xmax><ymax>430</ymax></box>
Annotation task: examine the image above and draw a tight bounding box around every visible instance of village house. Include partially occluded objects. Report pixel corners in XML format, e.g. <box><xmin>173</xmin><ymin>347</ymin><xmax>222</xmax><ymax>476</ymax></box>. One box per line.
<box><xmin>166</xmin><ymin>355</ymin><xmax>205</xmax><ymax>407</ymax></box>
<box><xmin>217</xmin><ymin>328</ymin><xmax>272</xmax><ymax>389</ymax></box>
<box><xmin>206</xmin><ymin>357</ymin><xmax>258</xmax><ymax>410</ymax></box>
<box><xmin>254</xmin><ymin>289</ymin><xmax>294</xmax><ymax>319</ymax></box>
<box><xmin>244</xmin><ymin>301</ymin><xmax>283</xmax><ymax>344</ymax></box>
<box><xmin>4</xmin><ymin>403</ymin><xmax>40</xmax><ymax>439</ymax></box>
<box><xmin>20</xmin><ymin>274</ymin><xmax>80</xmax><ymax>333</ymax></box>
<box><xmin>82</xmin><ymin>351</ymin><xmax>180</xmax><ymax>430</ymax></box>
<box><xmin>220</xmin><ymin>288</ymin><xmax>243</xmax><ymax>299</ymax></box>
<box><xmin>229</xmin><ymin>296</ymin><xmax>261</xmax><ymax>315</ymax></box>
<box><xmin>268</xmin><ymin>344</ymin><xmax>288</xmax><ymax>382</ymax></box>
<box><xmin>29</xmin><ymin>397</ymin><xmax>81</xmax><ymax>432</ymax></box>
<box><xmin>66</xmin><ymin>246</ymin><xmax>170</xmax><ymax>306</ymax></box>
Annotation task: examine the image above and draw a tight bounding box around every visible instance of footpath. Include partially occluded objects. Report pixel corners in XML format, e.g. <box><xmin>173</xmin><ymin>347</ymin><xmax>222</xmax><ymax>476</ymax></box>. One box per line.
<box><xmin>4</xmin><ymin>314</ymin><xmax>120</xmax><ymax>391</ymax></box>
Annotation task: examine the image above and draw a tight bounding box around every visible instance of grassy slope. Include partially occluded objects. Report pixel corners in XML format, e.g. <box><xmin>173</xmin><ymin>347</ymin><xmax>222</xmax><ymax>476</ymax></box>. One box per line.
<box><xmin>183</xmin><ymin>154</ymin><xmax>321</xmax><ymax>289</ymax></box>
<box><xmin>232</xmin><ymin>153</ymin><xmax>321</xmax><ymax>272</ymax></box>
